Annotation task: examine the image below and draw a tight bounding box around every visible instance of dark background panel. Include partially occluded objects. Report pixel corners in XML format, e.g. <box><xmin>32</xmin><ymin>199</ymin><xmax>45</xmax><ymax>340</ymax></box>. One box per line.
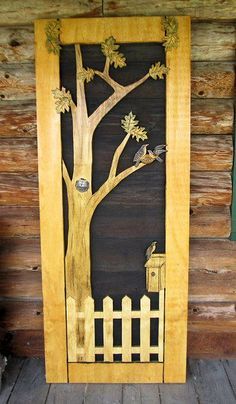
<box><xmin>60</xmin><ymin>43</ymin><xmax>166</xmax><ymax>302</ymax></box>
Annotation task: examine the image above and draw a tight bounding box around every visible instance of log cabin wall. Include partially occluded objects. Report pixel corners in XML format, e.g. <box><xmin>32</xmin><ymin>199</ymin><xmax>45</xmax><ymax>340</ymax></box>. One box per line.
<box><xmin>0</xmin><ymin>1</ymin><xmax>235</xmax><ymax>358</ymax></box>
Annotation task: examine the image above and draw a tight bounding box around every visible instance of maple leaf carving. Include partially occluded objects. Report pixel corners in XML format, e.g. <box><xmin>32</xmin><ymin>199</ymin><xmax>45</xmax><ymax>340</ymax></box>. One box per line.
<box><xmin>77</xmin><ymin>67</ymin><xmax>95</xmax><ymax>83</ymax></box>
<box><xmin>52</xmin><ymin>87</ymin><xmax>72</xmax><ymax>113</ymax></box>
<box><xmin>121</xmin><ymin>112</ymin><xmax>148</xmax><ymax>142</ymax></box>
<box><xmin>101</xmin><ymin>36</ymin><xmax>126</xmax><ymax>68</ymax></box>
<box><xmin>162</xmin><ymin>16</ymin><xmax>179</xmax><ymax>50</ymax></box>
<box><xmin>45</xmin><ymin>20</ymin><xmax>61</xmax><ymax>55</ymax></box>
<box><xmin>149</xmin><ymin>62</ymin><xmax>169</xmax><ymax>80</ymax></box>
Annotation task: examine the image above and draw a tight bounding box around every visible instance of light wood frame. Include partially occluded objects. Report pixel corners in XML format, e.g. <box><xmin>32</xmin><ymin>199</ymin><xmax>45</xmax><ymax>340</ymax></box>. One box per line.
<box><xmin>35</xmin><ymin>16</ymin><xmax>190</xmax><ymax>383</ymax></box>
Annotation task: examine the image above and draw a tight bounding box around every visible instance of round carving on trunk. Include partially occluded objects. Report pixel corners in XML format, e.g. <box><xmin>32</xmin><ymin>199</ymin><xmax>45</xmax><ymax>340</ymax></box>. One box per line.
<box><xmin>75</xmin><ymin>178</ymin><xmax>90</xmax><ymax>192</ymax></box>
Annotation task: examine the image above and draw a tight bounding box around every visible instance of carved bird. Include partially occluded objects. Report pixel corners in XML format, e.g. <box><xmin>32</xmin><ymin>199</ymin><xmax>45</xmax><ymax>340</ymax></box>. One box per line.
<box><xmin>133</xmin><ymin>144</ymin><xmax>149</xmax><ymax>167</ymax></box>
<box><xmin>146</xmin><ymin>241</ymin><xmax>157</xmax><ymax>260</ymax></box>
<box><xmin>140</xmin><ymin>150</ymin><xmax>156</xmax><ymax>165</ymax></box>
<box><xmin>152</xmin><ymin>144</ymin><xmax>167</xmax><ymax>162</ymax></box>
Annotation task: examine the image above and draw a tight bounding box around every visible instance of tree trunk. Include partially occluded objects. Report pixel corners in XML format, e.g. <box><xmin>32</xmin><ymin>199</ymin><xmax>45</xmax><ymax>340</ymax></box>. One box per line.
<box><xmin>65</xmin><ymin>191</ymin><xmax>92</xmax><ymax>310</ymax></box>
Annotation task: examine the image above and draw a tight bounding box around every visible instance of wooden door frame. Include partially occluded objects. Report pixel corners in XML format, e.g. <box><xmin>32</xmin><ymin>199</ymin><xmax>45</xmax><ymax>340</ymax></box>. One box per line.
<box><xmin>35</xmin><ymin>16</ymin><xmax>190</xmax><ymax>383</ymax></box>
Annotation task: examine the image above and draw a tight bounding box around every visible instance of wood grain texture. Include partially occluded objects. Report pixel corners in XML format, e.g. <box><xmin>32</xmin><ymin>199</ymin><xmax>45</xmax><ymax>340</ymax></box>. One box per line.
<box><xmin>158</xmin><ymin>377</ymin><xmax>198</xmax><ymax>404</ymax></box>
<box><xmin>1</xmin><ymin>330</ymin><xmax>44</xmax><ymax>357</ymax></box>
<box><xmin>188</xmin><ymin>331</ymin><xmax>236</xmax><ymax>358</ymax></box>
<box><xmin>0</xmin><ymin>64</ymin><xmax>35</xmax><ymax>101</ymax></box>
<box><xmin>189</xmin><ymin>302</ymin><xmax>236</xmax><ymax>330</ymax></box>
<box><xmin>68</xmin><ymin>362</ymin><xmax>163</xmax><ymax>383</ymax></box>
<box><xmin>2</xmin><ymin>327</ymin><xmax>236</xmax><ymax>359</ymax></box>
<box><xmin>0</xmin><ymin>173</ymin><xmax>39</xmax><ymax>205</ymax></box>
<box><xmin>60</xmin><ymin>16</ymin><xmax>163</xmax><ymax>44</ymax></box>
<box><xmin>0</xmin><ymin>1</ymin><xmax>102</xmax><ymax>26</ymax></box>
<box><xmin>0</xmin><ymin>99</ymin><xmax>232</xmax><ymax>138</ymax></box>
<box><xmin>6</xmin><ymin>358</ymin><xmax>49</xmax><ymax>404</ymax></box>
<box><xmin>191</xmin><ymin>22</ymin><xmax>236</xmax><ymax>61</ymax></box>
<box><xmin>191</xmin><ymin>62</ymin><xmax>235</xmax><ymax>99</ymax></box>
<box><xmin>35</xmin><ymin>19</ymin><xmax>67</xmax><ymax>383</ymax></box>
<box><xmin>1</xmin><ymin>22</ymin><xmax>235</xmax><ymax>64</ymax></box>
<box><xmin>164</xmin><ymin>16</ymin><xmax>191</xmax><ymax>383</ymax></box>
<box><xmin>0</xmin><ymin>26</ymin><xmax>34</xmax><ymax>64</ymax></box>
<box><xmin>190</xmin><ymin>239</ymin><xmax>236</xmax><ymax>272</ymax></box>
<box><xmin>0</xmin><ymin>207</ymin><xmax>39</xmax><ymax>237</ymax></box>
<box><xmin>188</xmin><ymin>360</ymin><xmax>236</xmax><ymax>403</ymax></box>
<box><xmin>8</xmin><ymin>237</ymin><xmax>236</xmax><ymax>274</ymax></box>
<box><xmin>190</xmin><ymin>206</ymin><xmax>231</xmax><ymax>238</ymax></box>
<box><xmin>0</xmin><ymin>299</ymin><xmax>43</xmax><ymax>330</ymax></box>
<box><xmin>189</xmin><ymin>268</ymin><xmax>236</xmax><ymax>302</ymax></box>
<box><xmin>231</xmin><ymin>109</ymin><xmax>236</xmax><ymax>240</ymax></box>
<box><xmin>0</xmin><ymin>138</ymin><xmax>38</xmax><ymax>172</ymax></box>
<box><xmin>0</xmin><ymin>103</ymin><xmax>36</xmax><ymax>137</ymax></box>
<box><xmin>0</xmin><ymin>8</ymin><xmax>234</xmax><ymax>366</ymax></box>
<box><xmin>0</xmin><ymin>270</ymin><xmax>42</xmax><ymax>298</ymax></box>
<box><xmin>0</xmin><ymin>238</ymin><xmax>40</xmax><ymax>270</ymax></box>
<box><xmin>0</xmin><ymin>357</ymin><xmax>24</xmax><ymax>403</ymax></box>
<box><xmin>1</xmin><ymin>246</ymin><xmax>235</xmax><ymax>302</ymax></box>
<box><xmin>191</xmin><ymin>99</ymin><xmax>234</xmax><ymax>134</ymax></box>
<box><xmin>0</xmin><ymin>64</ymin><xmax>234</xmax><ymax>101</ymax></box>
<box><xmin>0</xmin><ymin>205</ymin><xmax>231</xmax><ymax>239</ymax></box>
<box><xmin>190</xmin><ymin>172</ymin><xmax>232</xmax><ymax>207</ymax></box>
<box><xmin>0</xmin><ymin>135</ymin><xmax>232</xmax><ymax>173</ymax></box>
<box><xmin>223</xmin><ymin>360</ymin><xmax>236</xmax><ymax>394</ymax></box>
<box><xmin>103</xmin><ymin>0</ymin><xmax>236</xmax><ymax>20</ymax></box>
<box><xmin>46</xmin><ymin>382</ymin><xmax>86</xmax><ymax>404</ymax></box>
<box><xmin>191</xmin><ymin>135</ymin><xmax>232</xmax><ymax>171</ymax></box>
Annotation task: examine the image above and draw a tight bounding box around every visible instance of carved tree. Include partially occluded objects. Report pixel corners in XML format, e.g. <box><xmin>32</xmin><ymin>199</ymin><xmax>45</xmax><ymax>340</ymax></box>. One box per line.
<box><xmin>52</xmin><ymin>37</ymin><xmax>168</xmax><ymax>310</ymax></box>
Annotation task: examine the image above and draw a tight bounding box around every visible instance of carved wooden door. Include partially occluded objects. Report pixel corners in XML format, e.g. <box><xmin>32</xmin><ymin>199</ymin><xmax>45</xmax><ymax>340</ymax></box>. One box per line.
<box><xmin>35</xmin><ymin>16</ymin><xmax>190</xmax><ymax>383</ymax></box>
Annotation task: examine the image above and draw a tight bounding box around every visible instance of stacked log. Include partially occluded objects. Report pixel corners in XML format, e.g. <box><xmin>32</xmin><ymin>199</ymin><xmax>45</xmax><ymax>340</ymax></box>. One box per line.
<box><xmin>0</xmin><ymin>2</ymin><xmax>235</xmax><ymax>358</ymax></box>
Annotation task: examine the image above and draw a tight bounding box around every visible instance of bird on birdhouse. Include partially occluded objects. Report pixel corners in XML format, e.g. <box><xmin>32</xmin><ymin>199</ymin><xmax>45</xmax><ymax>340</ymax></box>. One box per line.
<box><xmin>146</xmin><ymin>241</ymin><xmax>158</xmax><ymax>260</ymax></box>
<box><xmin>133</xmin><ymin>144</ymin><xmax>149</xmax><ymax>167</ymax></box>
<box><xmin>152</xmin><ymin>144</ymin><xmax>167</xmax><ymax>162</ymax></box>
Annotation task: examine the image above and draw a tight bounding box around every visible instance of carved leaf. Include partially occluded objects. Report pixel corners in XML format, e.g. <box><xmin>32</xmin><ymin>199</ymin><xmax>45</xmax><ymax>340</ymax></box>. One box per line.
<box><xmin>52</xmin><ymin>87</ymin><xmax>72</xmax><ymax>113</ymax></box>
<box><xmin>121</xmin><ymin>112</ymin><xmax>148</xmax><ymax>142</ymax></box>
<box><xmin>101</xmin><ymin>36</ymin><xmax>126</xmax><ymax>68</ymax></box>
<box><xmin>45</xmin><ymin>20</ymin><xmax>61</xmax><ymax>55</ymax></box>
<box><xmin>162</xmin><ymin>16</ymin><xmax>179</xmax><ymax>50</ymax></box>
<box><xmin>130</xmin><ymin>126</ymin><xmax>148</xmax><ymax>142</ymax></box>
<box><xmin>77</xmin><ymin>67</ymin><xmax>95</xmax><ymax>83</ymax></box>
<box><xmin>149</xmin><ymin>62</ymin><xmax>169</xmax><ymax>80</ymax></box>
<box><xmin>121</xmin><ymin>111</ymin><xmax>139</xmax><ymax>134</ymax></box>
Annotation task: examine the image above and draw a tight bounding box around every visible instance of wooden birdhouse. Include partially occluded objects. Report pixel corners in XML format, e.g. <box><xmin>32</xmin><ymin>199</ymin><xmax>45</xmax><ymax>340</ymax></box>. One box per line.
<box><xmin>145</xmin><ymin>253</ymin><xmax>165</xmax><ymax>292</ymax></box>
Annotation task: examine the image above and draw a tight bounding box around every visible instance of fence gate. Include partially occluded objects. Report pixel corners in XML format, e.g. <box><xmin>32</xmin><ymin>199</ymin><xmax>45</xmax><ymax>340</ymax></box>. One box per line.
<box><xmin>35</xmin><ymin>16</ymin><xmax>190</xmax><ymax>383</ymax></box>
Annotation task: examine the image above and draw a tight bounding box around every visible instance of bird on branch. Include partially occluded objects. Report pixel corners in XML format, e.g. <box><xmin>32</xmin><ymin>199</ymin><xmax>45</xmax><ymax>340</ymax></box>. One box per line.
<box><xmin>152</xmin><ymin>144</ymin><xmax>167</xmax><ymax>162</ymax></box>
<box><xmin>146</xmin><ymin>241</ymin><xmax>158</xmax><ymax>260</ymax></box>
<box><xmin>133</xmin><ymin>144</ymin><xmax>149</xmax><ymax>167</ymax></box>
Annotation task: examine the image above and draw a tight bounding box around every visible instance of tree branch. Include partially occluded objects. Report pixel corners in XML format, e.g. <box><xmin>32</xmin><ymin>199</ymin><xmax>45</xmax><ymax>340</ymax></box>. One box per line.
<box><xmin>103</xmin><ymin>57</ymin><xmax>110</xmax><ymax>76</ymax></box>
<box><xmin>89</xmin><ymin>72</ymin><xmax>150</xmax><ymax>134</ymax></box>
<box><xmin>108</xmin><ymin>133</ymin><xmax>131</xmax><ymax>178</ymax></box>
<box><xmin>62</xmin><ymin>160</ymin><xmax>71</xmax><ymax>190</ymax></box>
<box><xmin>75</xmin><ymin>44</ymin><xmax>88</xmax><ymax>118</ymax></box>
<box><xmin>94</xmin><ymin>69</ymin><xmax>123</xmax><ymax>91</ymax></box>
<box><xmin>90</xmin><ymin>162</ymin><xmax>145</xmax><ymax>213</ymax></box>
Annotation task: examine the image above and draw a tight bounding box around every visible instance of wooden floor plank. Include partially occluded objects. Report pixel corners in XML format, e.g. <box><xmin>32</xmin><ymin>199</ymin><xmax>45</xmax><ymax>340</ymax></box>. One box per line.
<box><xmin>83</xmin><ymin>384</ymin><xmax>122</xmax><ymax>403</ymax></box>
<box><xmin>102</xmin><ymin>384</ymin><xmax>122</xmax><ymax>404</ymax></box>
<box><xmin>189</xmin><ymin>359</ymin><xmax>236</xmax><ymax>404</ymax></box>
<box><xmin>7</xmin><ymin>358</ymin><xmax>49</xmax><ymax>404</ymax></box>
<box><xmin>46</xmin><ymin>383</ymin><xmax>85</xmax><ymax>403</ymax></box>
<box><xmin>159</xmin><ymin>379</ymin><xmax>198</xmax><ymax>404</ymax></box>
<box><xmin>222</xmin><ymin>360</ymin><xmax>236</xmax><ymax>396</ymax></box>
<box><xmin>140</xmin><ymin>384</ymin><xmax>160</xmax><ymax>403</ymax></box>
<box><xmin>0</xmin><ymin>357</ymin><xmax>24</xmax><ymax>404</ymax></box>
<box><xmin>122</xmin><ymin>384</ymin><xmax>141</xmax><ymax>403</ymax></box>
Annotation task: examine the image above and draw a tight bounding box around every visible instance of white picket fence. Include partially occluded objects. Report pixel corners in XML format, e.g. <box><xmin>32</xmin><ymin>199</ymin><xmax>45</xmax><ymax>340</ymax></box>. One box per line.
<box><xmin>67</xmin><ymin>292</ymin><xmax>164</xmax><ymax>363</ymax></box>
